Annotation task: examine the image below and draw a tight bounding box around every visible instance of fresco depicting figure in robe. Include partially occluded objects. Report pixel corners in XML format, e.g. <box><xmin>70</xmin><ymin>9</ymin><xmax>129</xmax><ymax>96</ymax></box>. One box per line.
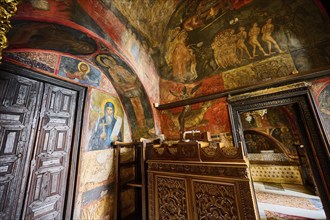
<box><xmin>261</xmin><ymin>18</ymin><xmax>284</xmax><ymax>54</ymax></box>
<box><xmin>166</xmin><ymin>29</ymin><xmax>197</xmax><ymax>82</ymax></box>
<box><xmin>64</xmin><ymin>61</ymin><xmax>98</xmax><ymax>84</ymax></box>
<box><xmin>89</xmin><ymin>102</ymin><xmax>122</xmax><ymax>150</ymax></box>
<box><xmin>97</xmin><ymin>54</ymin><xmax>141</xmax><ymax>97</ymax></box>
<box><xmin>248</xmin><ymin>22</ymin><xmax>269</xmax><ymax>57</ymax></box>
<box><xmin>58</xmin><ymin>57</ymin><xmax>101</xmax><ymax>86</ymax></box>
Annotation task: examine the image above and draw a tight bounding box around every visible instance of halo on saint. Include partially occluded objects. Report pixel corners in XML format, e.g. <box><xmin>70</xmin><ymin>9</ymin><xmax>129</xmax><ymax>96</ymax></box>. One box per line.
<box><xmin>78</xmin><ymin>61</ymin><xmax>91</xmax><ymax>74</ymax></box>
<box><xmin>96</xmin><ymin>54</ymin><xmax>116</xmax><ymax>68</ymax></box>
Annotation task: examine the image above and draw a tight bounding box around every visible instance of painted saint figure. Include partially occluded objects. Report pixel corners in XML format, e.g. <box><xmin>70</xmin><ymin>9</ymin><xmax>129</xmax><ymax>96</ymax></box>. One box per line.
<box><xmin>64</xmin><ymin>61</ymin><xmax>99</xmax><ymax>85</ymax></box>
<box><xmin>170</xmin><ymin>30</ymin><xmax>197</xmax><ymax>82</ymax></box>
<box><xmin>248</xmin><ymin>22</ymin><xmax>268</xmax><ymax>57</ymax></box>
<box><xmin>89</xmin><ymin>102</ymin><xmax>122</xmax><ymax>150</ymax></box>
<box><xmin>261</xmin><ymin>18</ymin><xmax>284</xmax><ymax>54</ymax></box>
<box><xmin>97</xmin><ymin>55</ymin><xmax>140</xmax><ymax>97</ymax></box>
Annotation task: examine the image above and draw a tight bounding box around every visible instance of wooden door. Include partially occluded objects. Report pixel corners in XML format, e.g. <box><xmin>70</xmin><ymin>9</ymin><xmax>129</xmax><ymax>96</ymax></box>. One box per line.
<box><xmin>0</xmin><ymin>72</ymin><xmax>43</xmax><ymax>219</ymax></box>
<box><xmin>23</xmin><ymin>83</ymin><xmax>78</xmax><ymax>219</ymax></box>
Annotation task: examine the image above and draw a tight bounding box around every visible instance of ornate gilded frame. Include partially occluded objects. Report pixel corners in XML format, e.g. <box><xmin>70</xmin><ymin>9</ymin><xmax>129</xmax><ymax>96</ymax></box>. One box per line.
<box><xmin>227</xmin><ymin>82</ymin><xmax>330</xmax><ymax>218</ymax></box>
<box><xmin>0</xmin><ymin>0</ymin><xmax>20</xmax><ymax>63</ymax></box>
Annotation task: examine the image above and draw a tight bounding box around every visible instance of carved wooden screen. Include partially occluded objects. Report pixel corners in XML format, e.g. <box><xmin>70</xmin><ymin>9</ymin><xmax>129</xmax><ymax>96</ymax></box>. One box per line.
<box><xmin>0</xmin><ymin>72</ymin><xmax>43</xmax><ymax>219</ymax></box>
<box><xmin>23</xmin><ymin>83</ymin><xmax>77</xmax><ymax>219</ymax></box>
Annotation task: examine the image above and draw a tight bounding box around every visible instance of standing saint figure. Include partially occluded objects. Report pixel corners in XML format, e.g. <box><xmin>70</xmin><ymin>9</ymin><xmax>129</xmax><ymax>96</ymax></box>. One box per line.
<box><xmin>261</xmin><ymin>18</ymin><xmax>284</xmax><ymax>54</ymax></box>
<box><xmin>89</xmin><ymin>102</ymin><xmax>122</xmax><ymax>150</ymax></box>
<box><xmin>248</xmin><ymin>22</ymin><xmax>268</xmax><ymax>57</ymax></box>
<box><xmin>171</xmin><ymin>30</ymin><xmax>197</xmax><ymax>82</ymax></box>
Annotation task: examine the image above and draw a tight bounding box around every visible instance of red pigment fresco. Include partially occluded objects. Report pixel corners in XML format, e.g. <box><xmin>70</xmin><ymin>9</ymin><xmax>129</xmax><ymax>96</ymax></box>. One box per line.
<box><xmin>17</xmin><ymin>0</ymin><xmax>73</xmax><ymax>20</ymax></box>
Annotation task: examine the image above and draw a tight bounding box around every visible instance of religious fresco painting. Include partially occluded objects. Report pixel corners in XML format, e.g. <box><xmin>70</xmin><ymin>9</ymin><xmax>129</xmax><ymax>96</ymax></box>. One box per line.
<box><xmin>8</xmin><ymin>21</ymin><xmax>97</xmax><ymax>55</ymax></box>
<box><xmin>160</xmin><ymin>73</ymin><xmax>224</xmax><ymax>103</ymax></box>
<box><xmin>95</xmin><ymin>53</ymin><xmax>155</xmax><ymax>139</ymax></box>
<box><xmin>3</xmin><ymin>51</ymin><xmax>58</xmax><ymax>74</ymax></box>
<box><xmin>17</xmin><ymin>0</ymin><xmax>73</xmax><ymax>19</ymax></box>
<box><xmin>312</xmin><ymin>77</ymin><xmax>330</xmax><ymax>142</ymax></box>
<box><xmin>58</xmin><ymin>56</ymin><xmax>101</xmax><ymax>87</ymax></box>
<box><xmin>160</xmin><ymin>98</ymin><xmax>230</xmax><ymax>139</ymax></box>
<box><xmin>87</xmin><ymin>89</ymin><xmax>127</xmax><ymax>151</ymax></box>
<box><xmin>77</xmin><ymin>149</ymin><xmax>115</xmax><ymax>219</ymax></box>
<box><xmin>158</xmin><ymin>0</ymin><xmax>330</xmax><ymax>101</ymax></box>
<box><xmin>107</xmin><ymin>0</ymin><xmax>178</xmax><ymax>48</ymax></box>
<box><xmin>240</xmin><ymin>105</ymin><xmax>301</xmax><ymax>158</ymax></box>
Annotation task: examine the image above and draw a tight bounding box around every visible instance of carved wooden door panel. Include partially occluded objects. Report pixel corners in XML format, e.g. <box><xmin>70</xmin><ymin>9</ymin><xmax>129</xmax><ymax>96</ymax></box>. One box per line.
<box><xmin>155</xmin><ymin>175</ymin><xmax>190</xmax><ymax>220</ymax></box>
<box><xmin>23</xmin><ymin>83</ymin><xmax>77</xmax><ymax>219</ymax></box>
<box><xmin>0</xmin><ymin>72</ymin><xmax>42</xmax><ymax>219</ymax></box>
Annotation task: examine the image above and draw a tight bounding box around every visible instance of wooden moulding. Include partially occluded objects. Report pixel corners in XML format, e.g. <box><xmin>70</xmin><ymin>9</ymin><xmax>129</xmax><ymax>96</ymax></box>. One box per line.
<box><xmin>148</xmin><ymin>141</ymin><xmax>244</xmax><ymax>162</ymax></box>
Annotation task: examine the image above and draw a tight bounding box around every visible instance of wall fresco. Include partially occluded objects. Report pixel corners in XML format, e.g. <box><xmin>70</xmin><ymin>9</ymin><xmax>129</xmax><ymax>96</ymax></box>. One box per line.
<box><xmin>159</xmin><ymin>0</ymin><xmax>330</xmax><ymax>89</ymax></box>
<box><xmin>81</xmin><ymin>191</ymin><xmax>114</xmax><ymax>219</ymax></box>
<box><xmin>79</xmin><ymin>149</ymin><xmax>115</xmax><ymax>192</ymax></box>
<box><xmin>160</xmin><ymin>74</ymin><xmax>224</xmax><ymax>104</ymax></box>
<box><xmin>106</xmin><ymin>0</ymin><xmax>178</xmax><ymax>48</ymax></box>
<box><xmin>87</xmin><ymin>89</ymin><xmax>127</xmax><ymax>151</ymax></box>
<box><xmin>160</xmin><ymin>98</ymin><xmax>230</xmax><ymax>140</ymax></box>
<box><xmin>240</xmin><ymin>105</ymin><xmax>301</xmax><ymax>158</ymax></box>
<box><xmin>58</xmin><ymin>56</ymin><xmax>101</xmax><ymax>87</ymax></box>
<box><xmin>3</xmin><ymin>51</ymin><xmax>58</xmax><ymax>74</ymax></box>
<box><xmin>95</xmin><ymin>53</ymin><xmax>155</xmax><ymax>139</ymax></box>
<box><xmin>8</xmin><ymin>21</ymin><xmax>97</xmax><ymax>55</ymax></box>
<box><xmin>312</xmin><ymin>77</ymin><xmax>330</xmax><ymax>143</ymax></box>
<box><xmin>17</xmin><ymin>0</ymin><xmax>73</xmax><ymax>19</ymax></box>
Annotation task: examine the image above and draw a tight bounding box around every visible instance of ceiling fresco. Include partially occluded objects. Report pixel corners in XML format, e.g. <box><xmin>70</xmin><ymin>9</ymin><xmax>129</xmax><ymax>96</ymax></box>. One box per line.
<box><xmin>103</xmin><ymin>0</ymin><xmax>179</xmax><ymax>48</ymax></box>
<box><xmin>158</xmin><ymin>0</ymin><xmax>330</xmax><ymax>85</ymax></box>
<box><xmin>8</xmin><ymin>21</ymin><xmax>97</xmax><ymax>55</ymax></box>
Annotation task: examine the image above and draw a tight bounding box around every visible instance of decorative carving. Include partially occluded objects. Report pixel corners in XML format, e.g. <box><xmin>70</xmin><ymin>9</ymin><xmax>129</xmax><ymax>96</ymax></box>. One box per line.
<box><xmin>199</xmin><ymin>141</ymin><xmax>243</xmax><ymax>161</ymax></box>
<box><xmin>157</xmin><ymin>176</ymin><xmax>188</xmax><ymax>220</ymax></box>
<box><xmin>0</xmin><ymin>0</ymin><xmax>20</xmax><ymax>63</ymax></box>
<box><xmin>148</xmin><ymin>162</ymin><xmax>248</xmax><ymax>179</ymax></box>
<box><xmin>193</xmin><ymin>181</ymin><xmax>238</xmax><ymax>219</ymax></box>
<box><xmin>150</xmin><ymin>140</ymin><xmax>244</xmax><ymax>162</ymax></box>
<box><xmin>228</xmin><ymin>82</ymin><xmax>310</xmax><ymax>102</ymax></box>
<box><xmin>151</xmin><ymin>141</ymin><xmax>200</xmax><ymax>161</ymax></box>
<box><xmin>238</xmin><ymin>182</ymin><xmax>256</xmax><ymax>220</ymax></box>
<box><xmin>148</xmin><ymin>173</ymin><xmax>155</xmax><ymax>220</ymax></box>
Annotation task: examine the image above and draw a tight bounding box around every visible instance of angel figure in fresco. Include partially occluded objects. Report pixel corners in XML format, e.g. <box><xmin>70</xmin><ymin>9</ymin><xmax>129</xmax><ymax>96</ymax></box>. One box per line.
<box><xmin>261</xmin><ymin>18</ymin><xmax>284</xmax><ymax>54</ymax></box>
<box><xmin>236</xmin><ymin>26</ymin><xmax>252</xmax><ymax>60</ymax></box>
<box><xmin>89</xmin><ymin>102</ymin><xmax>122</xmax><ymax>150</ymax></box>
<box><xmin>248</xmin><ymin>22</ymin><xmax>269</xmax><ymax>57</ymax></box>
